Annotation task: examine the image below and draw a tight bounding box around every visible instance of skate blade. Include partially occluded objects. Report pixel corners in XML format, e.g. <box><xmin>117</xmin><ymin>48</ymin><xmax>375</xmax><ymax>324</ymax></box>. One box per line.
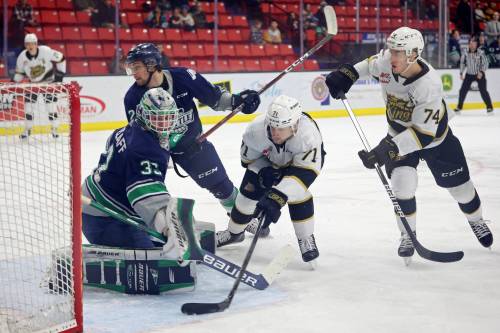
<box><xmin>403</xmin><ymin>256</ymin><xmax>412</xmax><ymax>266</ymax></box>
<box><xmin>308</xmin><ymin>259</ymin><xmax>318</xmax><ymax>270</ymax></box>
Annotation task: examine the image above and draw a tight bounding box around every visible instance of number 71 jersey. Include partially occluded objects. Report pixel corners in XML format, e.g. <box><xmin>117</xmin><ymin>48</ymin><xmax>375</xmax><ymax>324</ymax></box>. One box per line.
<box><xmin>241</xmin><ymin>114</ymin><xmax>324</xmax><ymax>175</ymax></box>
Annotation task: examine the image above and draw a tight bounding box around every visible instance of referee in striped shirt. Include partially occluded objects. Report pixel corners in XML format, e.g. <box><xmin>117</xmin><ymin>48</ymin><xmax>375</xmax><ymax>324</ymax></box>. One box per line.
<box><xmin>455</xmin><ymin>37</ymin><xmax>494</xmax><ymax>114</ymax></box>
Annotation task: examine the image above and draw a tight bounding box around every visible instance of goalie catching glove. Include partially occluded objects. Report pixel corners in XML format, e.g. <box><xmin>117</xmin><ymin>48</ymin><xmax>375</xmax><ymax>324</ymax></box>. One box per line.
<box><xmin>254</xmin><ymin>188</ymin><xmax>288</xmax><ymax>228</ymax></box>
<box><xmin>358</xmin><ymin>135</ymin><xmax>399</xmax><ymax>169</ymax></box>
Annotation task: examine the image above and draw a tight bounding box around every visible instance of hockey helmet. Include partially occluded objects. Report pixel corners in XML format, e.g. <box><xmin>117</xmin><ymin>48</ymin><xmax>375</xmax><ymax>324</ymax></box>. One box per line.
<box><xmin>24</xmin><ymin>33</ymin><xmax>38</xmax><ymax>44</ymax></box>
<box><xmin>126</xmin><ymin>43</ymin><xmax>162</xmax><ymax>73</ymax></box>
<box><xmin>386</xmin><ymin>27</ymin><xmax>424</xmax><ymax>59</ymax></box>
<box><xmin>136</xmin><ymin>88</ymin><xmax>179</xmax><ymax>139</ymax></box>
<box><xmin>266</xmin><ymin>95</ymin><xmax>303</xmax><ymax>129</ymax></box>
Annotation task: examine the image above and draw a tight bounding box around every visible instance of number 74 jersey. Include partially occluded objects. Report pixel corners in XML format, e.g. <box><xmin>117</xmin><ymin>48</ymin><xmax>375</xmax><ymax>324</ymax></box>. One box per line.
<box><xmin>241</xmin><ymin>114</ymin><xmax>324</xmax><ymax>177</ymax></box>
<box><xmin>354</xmin><ymin>50</ymin><xmax>451</xmax><ymax>157</ymax></box>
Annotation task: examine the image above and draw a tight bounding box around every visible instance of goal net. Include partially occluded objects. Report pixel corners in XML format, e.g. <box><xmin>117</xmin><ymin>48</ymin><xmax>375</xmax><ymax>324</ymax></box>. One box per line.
<box><xmin>0</xmin><ymin>82</ymin><xmax>82</xmax><ymax>333</ymax></box>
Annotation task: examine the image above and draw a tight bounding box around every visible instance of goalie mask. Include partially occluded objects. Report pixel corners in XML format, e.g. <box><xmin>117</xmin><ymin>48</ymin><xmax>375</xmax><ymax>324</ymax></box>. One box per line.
<box><xmin>136</xmin><ymin>88</ymin><xmax>179</xmax><ymax>140</ymax></box>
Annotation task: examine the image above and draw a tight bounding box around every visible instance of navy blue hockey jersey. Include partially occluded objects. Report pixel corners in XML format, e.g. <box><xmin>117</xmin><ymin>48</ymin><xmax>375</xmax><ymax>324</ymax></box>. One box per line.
<box><xmin>83</xmin><ymin>121</ymin><xmax>170</xmax><ymax>226</ymax></box>
<box><xmin>124</xmin><ymin>68</ymin><xmax>223</xmax><ymax>152</ymax></box>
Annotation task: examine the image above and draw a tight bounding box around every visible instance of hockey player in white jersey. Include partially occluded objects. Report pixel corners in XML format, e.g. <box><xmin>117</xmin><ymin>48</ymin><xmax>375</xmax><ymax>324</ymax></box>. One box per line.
<box><xmin>216</xmin><ymin>95</ymin><xmax>325</xmax><ymax>263</ymax></box>
<box><xmin>13</xmin><ymin>33</ymin><xmax>66</xmax><ymax>139</ymax></box>
<box><xmin>325</xmin><ymin>27</ymin><xmax>493</xmax><ymax>262</ymax></box>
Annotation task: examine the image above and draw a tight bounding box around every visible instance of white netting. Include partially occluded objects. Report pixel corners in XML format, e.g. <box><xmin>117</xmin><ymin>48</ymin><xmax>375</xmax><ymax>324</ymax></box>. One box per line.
<box><xmin>0</xmin><ymin>83</ymin><xmax>79</xmax><ymax>333</ymax></box>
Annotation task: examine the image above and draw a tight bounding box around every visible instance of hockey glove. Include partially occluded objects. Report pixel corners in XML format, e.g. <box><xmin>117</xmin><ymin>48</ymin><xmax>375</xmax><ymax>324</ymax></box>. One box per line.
<box><xmin>54</xmin><ymin>70</ymin><xmax>65</xmax><ymax>82</ymax></box>
<box><xmin>258</xmin><ymin>167</ymin><xmax>284</xmax><ymax>189</ymax></box>
<box><xmin>325</xmin><ymin>63</ymin><xmax>359</xmax><ymax>99</ymax></box>
<box><xmin>358</xmin><ymin>135</ymin><xmax>399</xmax><ymax>169</ymax></box>
<box><xmin>254</xmin><ymin>188</ymin><xmax>288</xmax><ymax>228</ymax></box>
<box><xmin>232</xmin><ymin>89</ymin><xmax>261</xmax><ymax>114</ymax></box>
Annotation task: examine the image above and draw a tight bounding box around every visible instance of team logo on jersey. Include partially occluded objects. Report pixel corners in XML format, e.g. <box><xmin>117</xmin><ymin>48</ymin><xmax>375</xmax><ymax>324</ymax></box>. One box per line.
<box><xmin>171</xmin><ymin>108</ymin><xmax>192</xmax><ymax>135</ymax></box>
<box><xmin>386</xmin><ymin>94</ymin><xmax>414</xmax><ymax>122</ymax></box>
<box><xmin>262</xmin><ymin>147</ymin><xmax>272</xmax><ymax>157</ymax></box>
<box><xmin>30</xmin><ymin>64</ymin><xmax>45</xmax><ymax>78</ymax></box>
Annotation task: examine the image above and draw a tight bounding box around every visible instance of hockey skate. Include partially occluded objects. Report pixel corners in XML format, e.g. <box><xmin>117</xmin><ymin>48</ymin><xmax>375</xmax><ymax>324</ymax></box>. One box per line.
<box><xmin>297</xmin><ymin>234</ymin><xmax>319</xmax><ymax>267</ymax></box>
<box><xmin>468</xmin><ymin>219</ymin><xmax>493</xmax><ymax>248</ymax></box>
<box><xmin>216</xmin><ymin>230</ymin><xmax>244</xmax><ymax>248</ymax></box>
<box><xmin>398</xmin><ymin>231</ymin><xmax>415</xmax><ymax>266</ymax></box>
<box><xmin>19</xmin><ymin>129</ymin><xmax>31</xmax><ymax>139</ymax></box>
<box><xmin>245</xmin><ymin>218</ymin><xmax>271</xmax><ymax>238</ymax></box>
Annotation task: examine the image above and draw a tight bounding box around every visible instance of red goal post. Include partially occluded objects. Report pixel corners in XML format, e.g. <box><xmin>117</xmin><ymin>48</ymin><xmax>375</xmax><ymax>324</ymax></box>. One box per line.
<box><xmin>0</xmin><ymin>81</ymin><xmax>82</xmax><ymax>333</ymax></box>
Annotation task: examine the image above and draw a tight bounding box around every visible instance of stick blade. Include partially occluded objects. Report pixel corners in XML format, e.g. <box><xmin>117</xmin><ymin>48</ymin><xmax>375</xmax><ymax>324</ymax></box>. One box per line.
<box><xmin>181</xmin><ymin>300</ymin><xmax>229</xmax><ymax>315</ymax></box>
<box><xmin>324</xmin><ymin>6</ymin><xmax>338</xmax><ymax>35</ymax></box>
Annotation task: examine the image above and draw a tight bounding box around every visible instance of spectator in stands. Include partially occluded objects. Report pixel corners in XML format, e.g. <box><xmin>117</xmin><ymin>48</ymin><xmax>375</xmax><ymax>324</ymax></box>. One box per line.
<box><xmin>169</xmin><ymin>7</ymin><xmax>183</xmax><ymax>28</ymax></box>
<box><xmin>449</xmin><ymin>29</ymin><xmax>462</xmax><ymax>68</ymax></box>
<box><xmin>485</xmin><ymin>12</ymin><xmax>500</xmax><ymax>45</ymax></box>
<box><xmin>474</xmin><ymin>1</ymin><xmax>486</xmax><ymax>22</ymax></box>
<box><xmin>487</xmin><ymin>35</ymin><xmax>500</xmax><ymax>67</ymax></box>
<box><xmin>455</xmin><ymin>0</ymin><xmax>473</xmax><ymax>33</ymax></box>
<box><xmin>157</xmin><ymin>44</ymin><xmax>171</xmax><ymax>69</ymax></box>
<box><xmin>315</xmin><ymin>1</ymin><xmax>328</xmax><ymax>30</ymax></box>
<box><xmin>250</xmin><ymin>20</ymin><xmax>264</xmax><ymax>45</ymax></box>
<box><xmin>12</xmin><ymin>0</ymin><xmax>38</xmax><ymax>28</ymax></box>
<box><xmin>145</xmin><ymin>5</ymin><xmax>169</xmax><ymax>29</ymax></box>
<box><xmin>425</xmin><ymin>3</ymin><xmax>438</xmax><ymax>20</ymax></box>
<box><xmin>288</xmin><ymin>12</ymin><xmax>300</xmax><ymax>47</ymax></box>
<box><xmin>303</xmin><ymin>4</ymin><xmax>319</xmax><ymax>30</ymax></box>
<box><xmin>179</xmin><ymin>6</ymin><xmax>195</xmax><ymax>31</ymax></box>
<box><xmin>156</xmin><ymin>0</ymin><xmax>172</xmax><ymax>11</ymax></box>
<box><xmin>171</xmin><ymin>0</ymin><xmax>188</xmax><ymax>8</ymax></box>
<box><xmin>478</xmin><ymin>32</ymin><xmax>488</xmax><ymax>51</ymax></box>
<box><xmin>263</xmin><ymin>20</ymin><xmax>282</xmax><ymax>44</ymax></box>
<box><xmin>73</xmin><ymin>0</ymin><xmax>97</xmax><ymax>13</ymax></box>
<box><xmin>484</xmin><ymin>3</ymin><xmax>497</xmax><ymax>21</ymax></box>
<box><xmin>91</xmin><ymin>0</ymin><xmax>122</xmax><ymax>28</ymax></box>
<box><xmin>109</xmin><ymin>48</ymin><xmax>126</xmax><ymax>74</ymax></box>
<box><xmin>191</xmin><ymin>2</ymin><xmax>210</xmax><ymax>29</ymax></box>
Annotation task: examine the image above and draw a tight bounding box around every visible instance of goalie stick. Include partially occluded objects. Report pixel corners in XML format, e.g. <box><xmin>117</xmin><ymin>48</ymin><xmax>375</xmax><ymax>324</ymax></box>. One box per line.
<box><xmin>196</xmin><ymin>5</ymin><xmax>338</xmax><ymax>144</ymax></box>
<box><xmin>181</xmin><ymin>212</ymin><xmax>268</xmax><ymax>315</ymax></box>
<box><xmin>339</xmin><ymin>94</ymin><xmax>464</xmax><ymax>263</ymax></box>
<box><xmin>81</xmin><ymin>196</ymin><xmax>293</xmax><ymax>290</ymax></box>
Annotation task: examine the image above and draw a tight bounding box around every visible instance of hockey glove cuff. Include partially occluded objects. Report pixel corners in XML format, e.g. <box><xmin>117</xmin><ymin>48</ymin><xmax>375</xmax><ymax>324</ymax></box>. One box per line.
<box><xmin>358</xmin><ymin>135</ymin><xmax>399</xmax><ymax>169</ymax></box>
<box><xmin>257</xmin><ymin>167</ymin><xmax>284</xmax><ymax>189</ymax></box>
<box><xmin>232</xmin><ymin>89</ymin><xmax>261</xmax><ymax>114</ymax></box>
<box><xmin>54</xmin><ymin>70</ymin><xmax>65</xmax><ymax>82</ymax></box>
<box><xmin>325</xmin><ymin>63</ymin><xmax>359</xmax><ymax>99</ymax></box>
<box><xmin>254</xmin><ymin>188</ymin><xmax>288</xmax><ymax>228</ymax></box>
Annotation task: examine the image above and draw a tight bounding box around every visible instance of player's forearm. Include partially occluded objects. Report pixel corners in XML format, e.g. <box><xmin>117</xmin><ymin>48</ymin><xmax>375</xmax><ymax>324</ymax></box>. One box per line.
<box><xmin>354</xmin><ymin>59</ymin><xmax>370</xmax><ymax>78</ymax></box>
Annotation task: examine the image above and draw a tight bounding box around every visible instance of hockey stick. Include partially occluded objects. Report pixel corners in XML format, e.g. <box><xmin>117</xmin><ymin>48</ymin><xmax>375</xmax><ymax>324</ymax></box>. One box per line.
<box><xmin>82</xmin><ymin>196</ymin><xmax>293</xmax><ymax>289</ymax></box>
<box><xmin>181</xmin><ymin>213</ymin><xmax>267</xmax><ymax>315</ymax></box>
<box><xmin>196</xmin><ymin>5</ymin><xmax>338</xmax><ymax>144</ymax></box>
<box><xmin>339</xmin><ymin>94</ymin><xmax>464</xmax><ymax>263</ymax></box>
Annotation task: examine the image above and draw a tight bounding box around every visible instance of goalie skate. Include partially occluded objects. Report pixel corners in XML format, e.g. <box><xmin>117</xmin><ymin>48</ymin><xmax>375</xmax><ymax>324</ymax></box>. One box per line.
<box><xmin>469</xmin><ymin>220</ymin><xmax>493</xmax><ymax>248</ymax></box>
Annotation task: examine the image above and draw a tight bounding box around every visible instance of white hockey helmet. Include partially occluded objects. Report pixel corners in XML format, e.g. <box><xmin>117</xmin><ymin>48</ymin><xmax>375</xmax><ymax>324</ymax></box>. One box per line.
<box><xmin>266</xmin><ymin>95</ymin><xmax>303</xmax><ymax>129</ymax></box>
<box><xmin>136</xmin><ymin>88</ymin><xmax>179</xmax><ymax>139</ymax></box>
<box><xmin>386</xmin><ymin>27</ymin><xmax>424</xmax><ymax>59</ymax></box>
<box><xmin>24</xmin><ymin>33</ymin><xmax>38</xmax><ymax>44</ymax></box>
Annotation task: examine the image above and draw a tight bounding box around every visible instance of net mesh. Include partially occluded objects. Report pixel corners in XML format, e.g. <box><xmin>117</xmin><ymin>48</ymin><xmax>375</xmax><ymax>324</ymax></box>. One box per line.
<box><xmin>0</xmin><ymin>83</ymin><xmax>79</xmax><ymax>333</ymax></box>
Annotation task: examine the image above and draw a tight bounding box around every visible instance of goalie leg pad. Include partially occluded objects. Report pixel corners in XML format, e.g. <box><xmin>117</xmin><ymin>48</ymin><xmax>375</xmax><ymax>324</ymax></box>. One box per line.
<box><xmin>80</xmin><ymin>245</ymin><xmax>196</xmax><ymax>295</ymax></box>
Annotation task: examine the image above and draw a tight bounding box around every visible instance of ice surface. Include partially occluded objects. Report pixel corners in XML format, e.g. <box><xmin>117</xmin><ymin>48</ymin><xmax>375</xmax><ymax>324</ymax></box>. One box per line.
<box><xmin>82</xmin><ymin>110</ymin><xmax>500</xmax><ymax>333</ymax></box>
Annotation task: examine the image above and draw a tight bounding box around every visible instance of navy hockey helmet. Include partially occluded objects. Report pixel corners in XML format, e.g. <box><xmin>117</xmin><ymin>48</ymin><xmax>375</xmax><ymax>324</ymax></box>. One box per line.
<box><xmin>125</xmin><ymin>43</ymin><xmax>162</xmax><ymax>73</ymax></box>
